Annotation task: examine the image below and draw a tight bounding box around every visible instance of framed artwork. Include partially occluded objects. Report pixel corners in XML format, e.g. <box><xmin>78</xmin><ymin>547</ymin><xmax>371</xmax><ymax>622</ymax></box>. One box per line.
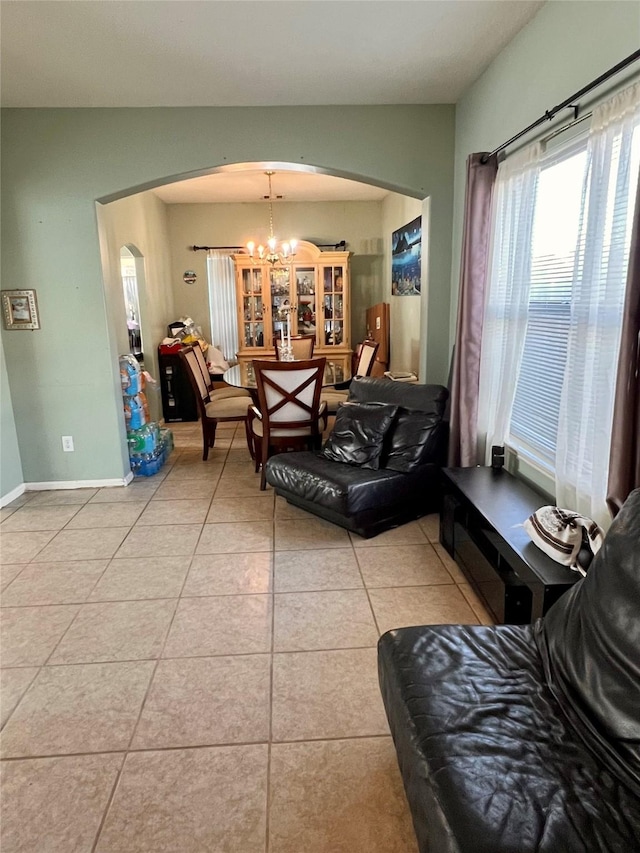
<box><xmin>1</xmin><ymin>289</ymin><xmax>41</xmax><ymax>330</ymax></box>
<box><xmin>391</xmin><ymin>216</ymin><xmax>422</xmax><ymax>296</ymax></box>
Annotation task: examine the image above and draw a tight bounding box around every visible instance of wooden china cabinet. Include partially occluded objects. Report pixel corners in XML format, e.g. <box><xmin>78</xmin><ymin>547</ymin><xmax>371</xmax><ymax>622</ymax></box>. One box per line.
<box><xmin>232</xmin><ymin>240</ymin><xmax>352</xmax><ymax>372</ymax></box>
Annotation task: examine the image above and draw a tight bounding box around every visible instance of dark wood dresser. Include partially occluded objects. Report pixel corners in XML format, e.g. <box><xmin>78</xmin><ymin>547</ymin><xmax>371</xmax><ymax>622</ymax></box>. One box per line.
<box><xmin>440</xmin><ymin>467</ymin><xmax>580</xmax><ymax>624</ymax></box>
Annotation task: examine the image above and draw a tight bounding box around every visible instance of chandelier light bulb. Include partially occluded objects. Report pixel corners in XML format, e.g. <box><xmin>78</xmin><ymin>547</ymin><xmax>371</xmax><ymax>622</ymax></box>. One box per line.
<box><xmin>246</xmin><ymin>171</ymin><xmax>298</xmax><ymax>266</ymax></box>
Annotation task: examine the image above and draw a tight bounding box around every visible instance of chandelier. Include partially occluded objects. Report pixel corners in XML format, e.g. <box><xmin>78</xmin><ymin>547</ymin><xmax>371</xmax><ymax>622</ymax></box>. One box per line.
<box><xmin>246</xmin><ymin>171</ymin><xmax>297</xmax><ymax>266</ymax></box>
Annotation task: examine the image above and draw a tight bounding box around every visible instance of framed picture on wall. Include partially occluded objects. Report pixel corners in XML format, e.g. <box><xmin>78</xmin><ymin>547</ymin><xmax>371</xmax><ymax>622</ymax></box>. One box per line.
<box><xmin>391</xmin><ymin>216</ymin><xmax>422</xmax><ymax>295</ymax></box>
<box><xmin>1</xmin><ymin>289</ymin><xmax>41</xmax><ymax>330</ymax></box>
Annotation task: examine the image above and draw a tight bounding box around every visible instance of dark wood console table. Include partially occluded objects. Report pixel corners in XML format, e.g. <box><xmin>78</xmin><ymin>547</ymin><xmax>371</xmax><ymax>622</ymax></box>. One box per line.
<box><xmin>440</xmin><ymin>467</ymin><xmax>580</xmax><ymax>624</ymax></box>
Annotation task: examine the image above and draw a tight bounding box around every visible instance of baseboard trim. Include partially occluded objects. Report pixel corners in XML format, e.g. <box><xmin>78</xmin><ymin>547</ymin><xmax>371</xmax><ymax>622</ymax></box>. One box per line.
<box><xmin>1</xmin><ymin>482</ymin><xmax>26</xmax><ymax>508</ymax></box>
<box><xmin>25</xmin><ymin>475</ymin><xmax>134</xmax><ymax>491</ymax></box>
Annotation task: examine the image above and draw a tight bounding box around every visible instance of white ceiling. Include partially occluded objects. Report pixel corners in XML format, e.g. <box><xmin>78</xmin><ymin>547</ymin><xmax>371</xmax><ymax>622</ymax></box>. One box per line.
<box><xmin>1</xmin><ymin>1</ymin><xmax>544</xmax><ymax>108</ymax></box>
<box><xmin>153</xmin><ymin>168</ymin><xmax>390</xmax><ymax>203</ymax></box>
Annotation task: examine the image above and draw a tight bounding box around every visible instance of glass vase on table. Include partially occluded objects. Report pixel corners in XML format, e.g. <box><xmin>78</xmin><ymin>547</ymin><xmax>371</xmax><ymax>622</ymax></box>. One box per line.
<box><xmin>279</xmin><ymin>340</ymin><xmax>294</xmax><ymax>361</ymax></box>
<box><xmin>279</xmin><ymin>316</ymin><xmax>294</xmax><ymax>361</ymax></box>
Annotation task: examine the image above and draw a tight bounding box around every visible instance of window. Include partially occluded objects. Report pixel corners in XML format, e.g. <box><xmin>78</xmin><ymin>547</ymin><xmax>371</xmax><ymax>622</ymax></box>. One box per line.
<box><xmin>478</xmin><ymin>82</ymin><xmax>640</xmax><ymax>523</ymax></box>
<box><xmin>507</xmin><ymin>141</ymin><xmax>588</xmax><ymax>468</ymax></box>
<box><xmin>207</xmin><ymin>251</ymin><xmax>239</xmax><ymax>362</ymax></box>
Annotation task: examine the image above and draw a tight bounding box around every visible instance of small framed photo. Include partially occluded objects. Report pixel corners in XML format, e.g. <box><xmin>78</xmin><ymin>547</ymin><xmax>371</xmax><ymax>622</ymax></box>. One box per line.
<box><xmin>1</xmin><ymin>289</ymin><xmax>40</xmax><ymax>330</ymax></box>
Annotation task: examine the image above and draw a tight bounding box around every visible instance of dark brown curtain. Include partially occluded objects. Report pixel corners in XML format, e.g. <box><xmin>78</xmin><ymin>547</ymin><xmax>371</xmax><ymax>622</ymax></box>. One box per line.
<box><xmin>448</xmin><ymin>152</ymin><xmax>498</xmax><ymax>467</ymax></box>
<box><xmin>607</xmin><ymin>173</ymin><xmax>640</xmax><ymax>516</ymax></box>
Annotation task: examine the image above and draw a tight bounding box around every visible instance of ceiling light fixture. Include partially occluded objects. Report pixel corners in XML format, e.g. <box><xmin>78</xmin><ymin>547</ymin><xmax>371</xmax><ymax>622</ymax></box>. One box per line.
<box><xmin>246</xmin><ymin>171</ymin><xmax>297</xmax><ymax>266</ymax></box>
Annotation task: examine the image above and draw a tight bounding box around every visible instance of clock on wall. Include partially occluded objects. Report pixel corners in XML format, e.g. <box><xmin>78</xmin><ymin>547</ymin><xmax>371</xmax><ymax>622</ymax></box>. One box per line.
<box><xmin>183</xmin><ymin>270</ymin><xmax>197</xmax><ymax>285</ymax></box>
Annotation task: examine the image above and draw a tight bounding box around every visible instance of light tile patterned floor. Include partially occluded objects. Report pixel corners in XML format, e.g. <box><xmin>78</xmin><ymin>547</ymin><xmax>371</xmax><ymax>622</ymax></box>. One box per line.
<box><xmin>0</xmin><ymin>421</ymin><xmax>493</xmax><ymax>853</ymax></box>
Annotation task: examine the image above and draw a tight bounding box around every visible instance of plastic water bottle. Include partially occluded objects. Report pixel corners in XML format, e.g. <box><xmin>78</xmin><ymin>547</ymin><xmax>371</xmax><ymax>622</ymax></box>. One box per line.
<box><xmin>119</xmin><ymin>354</ymin><xmax>142</xmax><ymax>395</ymax></box>
<box><xmin>124</xmin><ymin>395</ymin><xmax>146</xmax><ymax>430</ymax></box>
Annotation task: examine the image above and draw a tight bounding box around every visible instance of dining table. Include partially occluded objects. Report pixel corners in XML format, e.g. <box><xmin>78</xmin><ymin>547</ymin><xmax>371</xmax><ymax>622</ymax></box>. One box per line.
<box><xmin>222</xmin><ymin>359</ymin><xmax>351</xmax><ymax>404</ymax></box>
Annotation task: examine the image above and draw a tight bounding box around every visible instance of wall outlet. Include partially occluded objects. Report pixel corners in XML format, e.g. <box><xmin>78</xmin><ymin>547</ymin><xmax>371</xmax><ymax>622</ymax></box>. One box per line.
<box><xmin>62</xmin><ymin>436</ymin><xmax>74</xmax><ymax>452</ymax></box>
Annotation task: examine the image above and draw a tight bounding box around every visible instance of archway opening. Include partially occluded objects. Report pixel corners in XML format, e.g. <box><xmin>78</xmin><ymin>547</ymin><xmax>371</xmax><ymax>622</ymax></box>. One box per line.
<box><xmin>97</xmin><ymin>161</ymin><xmax>432</xmax><ymax>466</ymax></box>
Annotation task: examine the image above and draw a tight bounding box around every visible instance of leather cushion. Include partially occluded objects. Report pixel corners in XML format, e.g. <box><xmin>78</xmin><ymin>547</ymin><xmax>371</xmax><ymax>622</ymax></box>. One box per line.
<box><xmin>265</xmin><ymin>450</ymin><xmax>431</xmax><ymax>515</ymax></box>
<box><xmin>385</xmin><ymin>407</ymin><xmax>443</xmax><ymax>472</ymax></box>
<box><xmin>348</xmin><ymin>376</ymin><xmax>449</xmax><ymax>417</ymax></box>
<box><xmin>322</xmin><ymin>402</ymin><xmax>398</xmax><ymax>470</ymax></box>
<box><xmin>536</xmin><ymin>487</ymin><xmax>640</xmax><ymax>797</ymax></box>
<box><xmin>379</xmin><ymin>623</ymin><xmax>640</xmax><ymax>853</ymax></box>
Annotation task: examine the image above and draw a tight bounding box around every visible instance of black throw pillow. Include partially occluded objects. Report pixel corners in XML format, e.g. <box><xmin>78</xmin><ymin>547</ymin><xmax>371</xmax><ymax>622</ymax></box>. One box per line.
<box><xmin>385</xmin><ymin>407</ymin><xmax>442</xmax><ymax>472</ymax></box>
<box><xmin>322</xmin><ymin>402</ymin><xmax>398</xmax><ymax>469</ymax></box>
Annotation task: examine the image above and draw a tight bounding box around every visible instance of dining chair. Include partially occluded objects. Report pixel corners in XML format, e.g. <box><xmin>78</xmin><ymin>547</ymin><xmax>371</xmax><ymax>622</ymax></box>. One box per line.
<box><xmin>180</xmin><ymin>346</ymin><xmax>253</xmax><ymax>461</ymax></box>
<box><xmin>275</xmin><ymin>334</ymin><xmax>315</xmax><ymax>360</ymax></box>
<box><xmin>191</xmin><ymin>343</ymin><xmax>251</xmax><ymax>401</ymax></box>
<box><xmin>321</xmin><ymin>339</ymin><xmax>380</xmax><ymax>415</ymax></box>
<box><xmin>249</xmin><ymin>357</ymin><xmax>327</xmax><ymax>489</ymax></box>
<box><xmin>351</xmin><ymin>341</ymin><xmax>363</xmax><ymax>377</ymax></box>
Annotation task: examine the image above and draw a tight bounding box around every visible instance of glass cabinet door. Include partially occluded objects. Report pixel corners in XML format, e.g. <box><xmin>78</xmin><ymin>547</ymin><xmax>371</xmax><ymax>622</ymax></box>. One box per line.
<box><xmin>241</xmin><ymin>268</ymin><xmax>265</xmax><ymax>348</ymax></box>
<box><xmin>295</xmin><ymin>267</ymin><xmax>317</xmax><ymax>340</ymax></box>
<box><xmin>270</xmin><ymin>267</ymin><xmax>292</xmax><ymax>344</ymax></box>
<box><xmin>322</xmin><ymin>265</ymin><xmax>345</xmax><ymax>346</ymax></box>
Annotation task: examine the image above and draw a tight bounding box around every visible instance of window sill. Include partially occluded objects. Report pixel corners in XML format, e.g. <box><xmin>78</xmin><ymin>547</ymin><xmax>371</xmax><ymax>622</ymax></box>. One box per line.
<box><xmin>504</xmin><ymin>442</ymin><xmax>555</xmax><ymax>503</ymax></box>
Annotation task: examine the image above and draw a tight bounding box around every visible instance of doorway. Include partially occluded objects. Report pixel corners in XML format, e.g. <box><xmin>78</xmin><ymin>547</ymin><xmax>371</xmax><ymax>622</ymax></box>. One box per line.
<box><xmin>120</xmin><ymin>245</ymin><xmax>145</xmax><ymax>363</ymax></box>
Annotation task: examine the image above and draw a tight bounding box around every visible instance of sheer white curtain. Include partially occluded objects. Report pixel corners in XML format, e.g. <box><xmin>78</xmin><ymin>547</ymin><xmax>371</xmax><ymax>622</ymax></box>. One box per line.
<box><xmin>207</xmin><ymin>251</ymin><xmax>239</xmax><ymax>362</ymax></box>
<box><xmin>556</xmin><ymin>82</ymin><xmax>640</xmax><ymax>526</ymax></box>
<box><xmin>477</xmin><ymin>144</ymin><xmax>542</xmax><ymax>463</ymax></box>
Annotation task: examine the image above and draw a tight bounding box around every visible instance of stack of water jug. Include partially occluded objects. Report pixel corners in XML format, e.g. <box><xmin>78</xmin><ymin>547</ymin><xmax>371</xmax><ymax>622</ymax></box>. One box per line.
<box><xmin>119</xmin><ymin>354</ymin><xmax>173</xmax><ymax>476</ymax></box>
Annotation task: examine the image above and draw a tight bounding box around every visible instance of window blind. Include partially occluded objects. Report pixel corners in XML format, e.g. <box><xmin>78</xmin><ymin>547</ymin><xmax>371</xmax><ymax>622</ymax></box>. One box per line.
<box><xmin>508</xmin><ymin>142</ymin><xmax>588</xmax><ymax>468</ymax></box>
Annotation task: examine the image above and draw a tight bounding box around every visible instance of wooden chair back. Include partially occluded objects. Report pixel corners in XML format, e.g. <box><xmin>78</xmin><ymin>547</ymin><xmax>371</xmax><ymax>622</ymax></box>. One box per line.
<box><xmin>192</xmin><ymin>344</ymin><xmax>213</xmax><ymax>391</ymax></box>
<box><xmin>253</xmin><ymin>358</ymin><xmax>326</xmax><ymax>432</ymax></box>
<box><xmin>355</xmin><ymin>340</ymin><xmax>379</xmax><ymax>378</ymax></box>
<box><xmin>181</xmin><ymin>346</ymin><xmax>210</xmax><ymax>406</ymax></box>
<box><xmin>275</xmin><ymin>335</ymin><xmax>315</xmax><ymax>360</ymax></box>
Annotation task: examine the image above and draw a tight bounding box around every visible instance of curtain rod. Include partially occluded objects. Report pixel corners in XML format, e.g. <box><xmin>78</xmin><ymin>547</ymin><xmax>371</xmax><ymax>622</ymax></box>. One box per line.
<box><xmin>192</xmin><ymin>240</ymin><xmax>347</xmax><ymax>252</ymax></box>
<box><xmin>192</xmin><ymin>245</ymin><xmax>242</xmax><ymax>251</ymax></box>
<box><xmin>481</xmin><ymin>48</ymin><xmax>640</xmax><ymax>164</ymax></box>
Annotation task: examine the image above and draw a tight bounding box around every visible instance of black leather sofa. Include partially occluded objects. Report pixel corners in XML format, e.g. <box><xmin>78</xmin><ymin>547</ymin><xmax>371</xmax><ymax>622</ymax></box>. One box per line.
<box><xmin>265</xmin><ymin>377</ymin><xmax>449</xmax><ymax>538</ymax></box>
<box><xmin>378</xmin><ymin>488</ymin><xmax>640</xmax><ymax>853</ymax></box>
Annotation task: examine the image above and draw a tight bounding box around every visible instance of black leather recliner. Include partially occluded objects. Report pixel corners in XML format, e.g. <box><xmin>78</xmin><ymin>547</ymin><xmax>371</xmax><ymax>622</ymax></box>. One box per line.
<box><xmin>378</xmin><ymin>488</ymin><xmax>640</xmax><ymax>852</ymax></box>
<box><xmin>265</xmin><ymin>377</ymin><xmax>449</xmax><ymax>538</ymax></box>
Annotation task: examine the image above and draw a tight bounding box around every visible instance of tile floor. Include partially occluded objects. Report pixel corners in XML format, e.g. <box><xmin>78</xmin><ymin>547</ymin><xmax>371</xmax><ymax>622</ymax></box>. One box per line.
<box><xmin>0</xmin><ymin>421</ymin><xmax>493</xmax><ymax>853</ymax></box>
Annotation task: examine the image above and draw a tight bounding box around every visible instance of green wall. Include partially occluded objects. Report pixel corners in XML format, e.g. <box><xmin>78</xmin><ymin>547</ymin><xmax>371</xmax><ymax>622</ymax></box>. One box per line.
<box><xmin>1</xmin><ymin>105</ymin><xmax>455</xmax><ymax>489</ymax></box>
<box><xmin>97</xmin><ymin>190</ymin><xmax>176</xmax><ymax>425</ymax></box>
<box><xmin>381</xmin><ymin>193</ymin><xmax>424</xmax><ymax>374</ymax></box>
